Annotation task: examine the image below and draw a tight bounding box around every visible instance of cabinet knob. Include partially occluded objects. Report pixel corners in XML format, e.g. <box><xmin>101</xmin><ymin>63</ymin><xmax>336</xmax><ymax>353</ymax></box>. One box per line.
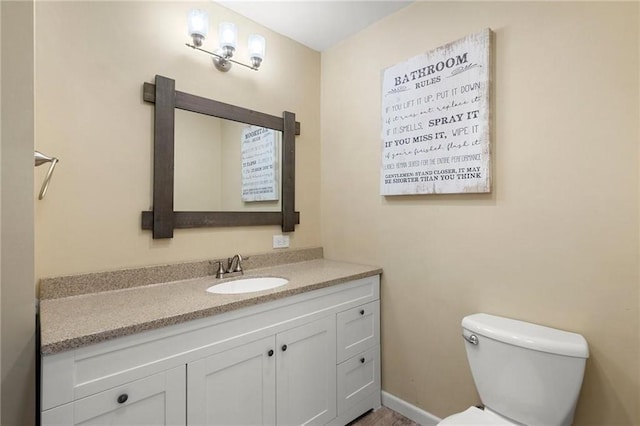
<box><xmin>360</xmin><ymin>357</ymin><xmax>365</xmax><ymax>363</ymax></box>
<box><xmin>117</xmin><ymin>394</ymin><xmax>128</xmax><ymax>404</ymax></box>
<box><xmin>268</xmin><ymin>349</ymin><xmax>274</xmax><ymax>357</ymax></box>
<box><xmin>281</xmin><ymin>344</ymin><xmax>287</xmax><ymax>352</ymax></box>
<box><xmin>360</xmin><ymin>309</ymin><xmax>365</xmax><ymax>315</ymax></box>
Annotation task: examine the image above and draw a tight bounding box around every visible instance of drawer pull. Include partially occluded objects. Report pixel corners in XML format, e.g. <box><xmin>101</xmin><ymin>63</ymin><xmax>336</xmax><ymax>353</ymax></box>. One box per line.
<box><xmin>360</xmin><ymin>357</ymin><xmax>365</xmax><ymax>363</ymax></box>
<box><xmin>360</xmin><ymin>309</ymin><xmax>365</xmax><ymax>315</ymax></box>
<box><xmin>268</xmin><ymin>349</ymin><xmax>274</xmax><ymax>357</ymax></box>
<box><xmin>281</xmin><ymin>344</ymin><xmax>287</xmax><ymax>352</ymax></box>
<box><xmin>117</xmin><ymin>394</ymin><xmax>128</xmax><ymax>404</ymax></box>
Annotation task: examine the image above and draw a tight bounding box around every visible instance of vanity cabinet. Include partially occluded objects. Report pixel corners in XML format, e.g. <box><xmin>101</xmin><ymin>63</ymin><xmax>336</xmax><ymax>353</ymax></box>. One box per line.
<box><xmin>187</xmin><ymin>316</ymin><xmax>336</xmax><ymax>426</ymax></box>
<box><xmin>187</xmin><ymin>336</ymin><xmax>276</xmax><ymax>425</ymax></box>
<box><xmin>334</xmin><ymin>301</ymin><xmax>381</xmax><ymax>422</ymax></box>
<box><xmin>276</xmin><ymin>316</ymin><xmax>337</xmax><ymax>424</ymax></box>
<box><xmin>41</xmin><ymin>366</ymin><xmax>186</xmax><ymax>426</ymax></box>
<box><xmin>41</xmin><ymin>275</ymin><xmax>380</xmax><ymax>426</ymax></box>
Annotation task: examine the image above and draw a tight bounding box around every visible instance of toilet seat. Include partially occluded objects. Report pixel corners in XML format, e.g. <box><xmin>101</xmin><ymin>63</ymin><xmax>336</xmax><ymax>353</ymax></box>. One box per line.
<box><xmin>438</xmin><ymin>406</ymin><xmax>517</xmax><ymax>425</ymax></box>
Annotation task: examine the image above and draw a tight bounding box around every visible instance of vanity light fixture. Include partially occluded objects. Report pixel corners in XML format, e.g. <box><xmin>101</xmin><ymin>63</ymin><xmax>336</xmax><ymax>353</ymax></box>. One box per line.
<box><xmin>186</xmin><ymin>9</ymin><xmax>266</xmax><ymax>72</ymax></box>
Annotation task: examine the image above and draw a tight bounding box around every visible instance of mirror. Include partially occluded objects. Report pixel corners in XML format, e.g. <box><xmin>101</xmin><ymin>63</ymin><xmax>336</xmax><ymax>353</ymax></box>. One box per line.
<box><xmin>141</xmin><ymin>75</ymin><xmax>300</xmax><ymax>239</ymax></box>
<box><xmin>174</xmin><ymin>111</ymin><xmax>281</xmax><ymax>212</ymax></box>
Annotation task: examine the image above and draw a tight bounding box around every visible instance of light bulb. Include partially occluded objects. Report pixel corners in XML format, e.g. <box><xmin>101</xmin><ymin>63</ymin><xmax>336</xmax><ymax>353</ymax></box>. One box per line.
<box><xmin>218</xmin><ymin>22</ymin><xmax>237</xmax><ymax>50</ymax></box>
<box><xmin>187</xmin><ymin>9</ymin><xmax>209</xmax><ymax>46</ymax></box>
<box><xmin>248</xmin><ymin>34</ymin><xmax>266</xmax><ymax>69</ymax></box>
<box><xmin>248</xmin><ymin>34</ymin><xmax>266</xmax><ymax>60</ymax></box>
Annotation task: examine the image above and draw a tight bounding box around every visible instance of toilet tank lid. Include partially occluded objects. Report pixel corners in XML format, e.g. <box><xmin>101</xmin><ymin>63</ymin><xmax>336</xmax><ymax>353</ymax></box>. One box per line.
<box><xmin>462</xmin><ymin>313</ymin><xmax>589</xmax><ymax>358</ymax></box>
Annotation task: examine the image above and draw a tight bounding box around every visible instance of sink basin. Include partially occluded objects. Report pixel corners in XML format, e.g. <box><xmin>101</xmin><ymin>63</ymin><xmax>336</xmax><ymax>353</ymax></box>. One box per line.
<box><xmin>206</xmin><ymin>277</ymin><xmax>289</xmax><ymax>294</ymax></box>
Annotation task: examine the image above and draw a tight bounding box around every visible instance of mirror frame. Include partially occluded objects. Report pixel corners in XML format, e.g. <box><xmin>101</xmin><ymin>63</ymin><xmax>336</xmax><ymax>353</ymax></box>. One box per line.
<box><xmin>141</xmin><ymin>75</ymin><xmax>300</xmax><ymax>239</ymax></box>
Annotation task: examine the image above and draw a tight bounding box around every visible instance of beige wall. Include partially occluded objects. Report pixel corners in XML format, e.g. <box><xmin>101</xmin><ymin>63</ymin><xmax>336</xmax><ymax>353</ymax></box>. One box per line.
<box><xmin>1</xmin><ymin>2</ymin><xmax>3</xmax><ymax>422</ymax></box>
<box><xmin>35</xmin><ymin>1</ymin><xmax>321</xmax><ymax>278</ymax></box>
<box><xmin>174</xmin><ymin>109</ymin><xmax>222</xmax><ymax>211</ymax></box>
<box><xmin>0</xmin><ymin>4</ymin><xmax>3</xmax><ymax>421</ymax></box>
<box><xmin>0</xmin><ymin>2</ymin><xmax>3</xmax><ymax>420</ymax></box>
<box><xmin>1</xmin><ymin>1</ymin><xmax>36</xmax><ymax>425</ymax></box>
<box><xmin>321</xmin><ymin>2</ymin><xmax>639</xmax><ymax>425</ymax></box>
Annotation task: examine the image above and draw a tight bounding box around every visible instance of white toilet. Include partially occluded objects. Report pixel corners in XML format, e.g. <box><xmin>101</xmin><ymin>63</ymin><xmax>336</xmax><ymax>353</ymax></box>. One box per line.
<box><xmin>439</xmin><ymin>313</ymin><xmax>589</xmax><ymax>426</ymax></box>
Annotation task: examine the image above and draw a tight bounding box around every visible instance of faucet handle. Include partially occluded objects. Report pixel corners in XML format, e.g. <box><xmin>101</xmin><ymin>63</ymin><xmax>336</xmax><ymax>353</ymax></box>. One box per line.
<box><xmin>215</xmin><ymin>260</ymin><xmax>226</xmax><ymax>278</ymax></box>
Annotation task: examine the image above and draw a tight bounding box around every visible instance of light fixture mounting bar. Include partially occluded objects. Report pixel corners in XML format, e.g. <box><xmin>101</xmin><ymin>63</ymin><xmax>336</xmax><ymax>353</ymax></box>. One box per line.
<box><xmin>185</xmin><ymin>43</ymin><xmax>258</xmax><ymax>71</ymax></box>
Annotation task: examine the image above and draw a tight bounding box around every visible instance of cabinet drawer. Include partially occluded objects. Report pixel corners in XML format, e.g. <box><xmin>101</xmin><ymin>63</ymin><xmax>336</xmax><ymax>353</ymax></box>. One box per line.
<box><xmin>337</xmin><ymin>346</ymin><xmax>380</xmax><ymax>415</ymax></box>
<box><xmin>336</xmin><ymin>300</ymin><xmax>379</xmax><ymax>363</ymax></box>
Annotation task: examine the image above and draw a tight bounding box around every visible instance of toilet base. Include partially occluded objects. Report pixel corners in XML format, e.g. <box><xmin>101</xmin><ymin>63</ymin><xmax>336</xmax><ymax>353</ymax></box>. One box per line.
<box><xmin>438</xmin><ymin>406</ymin><xmax>518</xmax><ymax>425</ymax></box>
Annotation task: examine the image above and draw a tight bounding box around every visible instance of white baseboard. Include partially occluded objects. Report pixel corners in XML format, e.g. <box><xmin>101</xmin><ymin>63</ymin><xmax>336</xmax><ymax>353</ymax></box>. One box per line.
<box><xmin>381</xmin><ymin>391</ymin><xmax>442</xmax><ymax>426</ymax></box>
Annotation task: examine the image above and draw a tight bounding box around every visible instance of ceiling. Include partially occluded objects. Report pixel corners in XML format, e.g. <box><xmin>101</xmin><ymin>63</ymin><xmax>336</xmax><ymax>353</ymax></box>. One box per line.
<box><xmin>217</xmin><ymin>1</ymin><xmax>413</xmax><ymax>52</ymax></box>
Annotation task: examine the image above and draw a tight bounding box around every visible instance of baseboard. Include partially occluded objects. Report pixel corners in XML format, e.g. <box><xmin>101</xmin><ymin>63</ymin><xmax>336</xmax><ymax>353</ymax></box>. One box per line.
<box><xmin>381</xmin><ymin>391</ymin><xmax>442</xmax><ymax>426</ymax></box>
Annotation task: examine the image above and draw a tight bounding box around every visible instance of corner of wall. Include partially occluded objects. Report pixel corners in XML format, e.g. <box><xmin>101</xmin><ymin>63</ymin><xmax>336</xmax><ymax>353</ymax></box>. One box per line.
<box><xmin>0</xmin><ymin>1</ymin><xmax>3</xmax><ymax>422</ymax></box>
<box><xmin>1</xmin><ymin>1</ymin><xmax>36</xmax><ymax>424</ymax></box>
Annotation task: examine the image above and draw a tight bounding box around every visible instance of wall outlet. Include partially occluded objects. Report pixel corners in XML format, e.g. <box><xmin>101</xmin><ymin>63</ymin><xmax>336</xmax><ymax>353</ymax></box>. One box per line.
<box><xmin>273</xmin><ymin>235</ymin><xmax>290</xmax><ymax>249</ymax></box>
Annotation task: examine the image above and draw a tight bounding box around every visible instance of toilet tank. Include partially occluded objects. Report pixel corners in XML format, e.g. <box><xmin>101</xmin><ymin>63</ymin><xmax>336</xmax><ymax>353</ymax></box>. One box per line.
<box><xmin>462</xmin><ymin>313</ymin><xmax>589</xmax><ymax>426</ymax></box>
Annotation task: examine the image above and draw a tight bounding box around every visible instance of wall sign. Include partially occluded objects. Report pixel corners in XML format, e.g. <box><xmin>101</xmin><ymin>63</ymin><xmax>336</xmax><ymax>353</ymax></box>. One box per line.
<box><xmin>381</xmin><ymin>29</ymin><xmax>492</xmax><ymax>195</ymax></box>
<box><xmin>241</xmin><ymin>125</ymin><xmax>279</xmax><ymax>202</ymax></box>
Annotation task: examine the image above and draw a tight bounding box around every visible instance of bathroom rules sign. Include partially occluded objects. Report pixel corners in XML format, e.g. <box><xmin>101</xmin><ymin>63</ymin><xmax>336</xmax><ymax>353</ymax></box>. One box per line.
<box><xmin>380</xmin><ymin>29</ymin><xmax>492</xmax><ymax>195</ymax></box>
<box><xmin>241</xmin><ymin>125</ymin><xmax>278</xmax><ymax>202</ymax></box>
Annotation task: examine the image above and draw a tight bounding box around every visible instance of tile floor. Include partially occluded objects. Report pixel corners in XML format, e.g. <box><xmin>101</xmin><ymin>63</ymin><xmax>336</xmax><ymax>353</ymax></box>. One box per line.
<box><xmin>347</xmin><ymin>406</ymin><xmax>420</xmax><ymax>426</ymax></box>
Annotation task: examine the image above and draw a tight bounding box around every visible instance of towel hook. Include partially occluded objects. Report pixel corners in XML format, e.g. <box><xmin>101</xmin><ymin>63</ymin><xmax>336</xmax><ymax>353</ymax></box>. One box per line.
<box><xmin>34</xmin><ymin>151</ymin><xmax>59</xmax><ymax>200</ymax></box>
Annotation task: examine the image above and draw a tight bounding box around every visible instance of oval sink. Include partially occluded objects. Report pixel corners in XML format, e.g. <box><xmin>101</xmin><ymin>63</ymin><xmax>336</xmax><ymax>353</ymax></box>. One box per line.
<box><xmin>206</xmin><ymin>277</ymin><xmax>289</xmax><ymax>294</ymax></box>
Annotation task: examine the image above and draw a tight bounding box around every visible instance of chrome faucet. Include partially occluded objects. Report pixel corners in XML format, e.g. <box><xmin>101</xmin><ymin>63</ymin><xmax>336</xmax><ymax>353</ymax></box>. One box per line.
<box><xmin>214</xmin><ymin>254</ymin><xmax>244</xmax><ymax>279</ymax></box>
<box><xmin>228</xmin><ymin>254</ymin><xmax>244</xmax><ymax>274</ymax></box>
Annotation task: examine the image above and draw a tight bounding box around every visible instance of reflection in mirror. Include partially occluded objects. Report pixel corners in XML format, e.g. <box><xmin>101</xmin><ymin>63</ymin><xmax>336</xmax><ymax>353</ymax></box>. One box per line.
<box><xmin>174</xmin><ymin>109</ymin><xmax>281</xmax><ymax>212</ymax></box>
<box><xmin>141</xmin><ymin>75</ymin><xmax>299</xmax><ymax>238</ymax></box>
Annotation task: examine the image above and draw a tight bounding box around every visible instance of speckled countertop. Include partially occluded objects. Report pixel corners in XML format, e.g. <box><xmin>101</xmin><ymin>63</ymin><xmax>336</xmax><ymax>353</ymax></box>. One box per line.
<box><xmin>39</xmin><ymin>256</ymin><xmax>382</xmax><ymax>355</ymax></box>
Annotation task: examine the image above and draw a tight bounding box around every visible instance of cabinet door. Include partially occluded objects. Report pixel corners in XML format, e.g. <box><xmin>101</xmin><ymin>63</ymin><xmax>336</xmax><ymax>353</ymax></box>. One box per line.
<box><xmin>276</xmin><ymin>316</ymin><xmax>337</xmax><ymax>426</ymax></box>
<box><xmin>42</xmin><ymin>366</ymin><xmax>186</xmax><ymax>426</ymax></box>
<box><xmin>187</xmin><ymin>336</ymin><xmax>276</xmax><ymax>426</ymax></box>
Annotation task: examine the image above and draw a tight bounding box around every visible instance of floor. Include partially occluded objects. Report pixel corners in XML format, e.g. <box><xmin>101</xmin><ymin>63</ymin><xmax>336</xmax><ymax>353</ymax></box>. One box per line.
<box><xmin>347</xmin><ymin>407</ymin><xmax>421</xmax><ymax>426</ymax></box>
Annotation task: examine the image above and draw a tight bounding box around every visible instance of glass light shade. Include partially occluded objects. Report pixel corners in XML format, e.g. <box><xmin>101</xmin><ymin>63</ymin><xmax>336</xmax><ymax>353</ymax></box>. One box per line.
<box><xmin>187</xmin><ymin>9</ymin><xmax>209</xmax><ymax>39</ymax></box>
<box><xmin>248</xmin><ymin>34</ymin><xmax>266</xmax><ymax>60</ymax></box>
<box><xmin>218</xmin><ymin>22</ymin><xmax>237</xmax><ymax>49</ymax></box>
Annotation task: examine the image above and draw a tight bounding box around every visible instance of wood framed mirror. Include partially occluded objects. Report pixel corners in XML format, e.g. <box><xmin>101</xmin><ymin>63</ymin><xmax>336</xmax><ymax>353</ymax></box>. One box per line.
<box><xmin>141</xmin><ymin>75</ymin><xmax>300</xmax><ymax>239</ymax></box>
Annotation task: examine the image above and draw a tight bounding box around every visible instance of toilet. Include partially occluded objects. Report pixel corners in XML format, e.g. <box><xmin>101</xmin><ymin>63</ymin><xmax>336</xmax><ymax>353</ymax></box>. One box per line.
<box><xmin>439</xmin><ymin>313</ymin><xmax>589</xmax><ymax>426</ymax></box>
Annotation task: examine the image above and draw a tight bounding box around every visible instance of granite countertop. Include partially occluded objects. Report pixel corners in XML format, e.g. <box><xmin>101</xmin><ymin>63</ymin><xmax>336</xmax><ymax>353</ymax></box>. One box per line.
<box><xmin>39</xmin><ymin>258</ymin><xmax>382</xmax><ymax>355</ymax></box>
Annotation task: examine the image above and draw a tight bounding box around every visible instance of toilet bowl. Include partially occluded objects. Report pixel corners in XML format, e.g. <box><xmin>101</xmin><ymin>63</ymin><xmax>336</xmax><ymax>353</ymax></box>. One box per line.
<box><xmin>438</xmin><ymin>313</ymin><xmax>589</xmax><ymax>426</ymax></box>
<box><xmin>439</xmin><ymin>406</ymin><xmax>515</xmax><ymax>425</ymax></box>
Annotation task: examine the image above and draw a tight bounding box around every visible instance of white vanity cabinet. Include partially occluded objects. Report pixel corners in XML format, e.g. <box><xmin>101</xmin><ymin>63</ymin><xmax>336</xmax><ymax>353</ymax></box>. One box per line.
<box><xmin>41</xmin><ymin>366</ymin><xmax>186</xmax><ymax>426</ymax></box>
<box><xmin>187</xmin><ymin>316</ymin><xmax>336</xmax><ymax>426</ymax></box>
<box><xmin>187</xmin><ymin>336</ymin><xmax>276</xmax><ymax>425</ymax></box>
<box><xmin>41</xmin><ymin>275</ymin><xmax>380</xmax><ymax>426</ymax></box>
<box><xmin>275</xmin><ymin>316</ymin><xmax>337</xmax><ymax>425</ymax></box>
<box><xmin>333</xmin><ymin>300</ymin><xmax>381</xmax><ymax>423</ymax></box>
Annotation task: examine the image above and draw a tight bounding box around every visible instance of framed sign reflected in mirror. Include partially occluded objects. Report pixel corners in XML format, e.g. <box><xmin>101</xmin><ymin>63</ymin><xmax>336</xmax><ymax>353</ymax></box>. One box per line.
<box><xmin>141</xmin><ymin>75</ymin><xmax>300</xmax><ymax>239</ymax></box>
<box><xmin>174</xmin><ymin>112</ymin><xmax>282</xmax><ymax>212</ymax></box>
